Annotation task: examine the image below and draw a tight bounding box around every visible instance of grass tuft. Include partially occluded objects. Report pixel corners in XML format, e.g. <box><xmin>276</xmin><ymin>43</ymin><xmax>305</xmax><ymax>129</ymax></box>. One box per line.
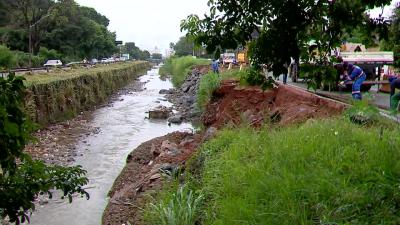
<box><xmin>159</xmin><ymin>56</ymin><xmax>210</xmax><ymax>87</ymax></box>
<box><xmin>145</xmin><ymin>185</ymin><xmax>203</xmax><ymax>225</ymax></box>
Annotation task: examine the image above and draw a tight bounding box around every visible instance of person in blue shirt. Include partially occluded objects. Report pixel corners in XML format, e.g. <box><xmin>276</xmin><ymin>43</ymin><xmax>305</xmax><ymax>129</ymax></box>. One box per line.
<box><xmin>390</xmin><ymin>77</ymin><xmax>400</xmax><ymax>111</ymax></box>
<box><xmin>211</xmin><ymin>59</ymin><xmax>219</xmax><ymax>74</ymax></box>
<box><xmin>339</xmin><ymin>62</ymin><xmax>366</xmax><ymax>100</ymax></box>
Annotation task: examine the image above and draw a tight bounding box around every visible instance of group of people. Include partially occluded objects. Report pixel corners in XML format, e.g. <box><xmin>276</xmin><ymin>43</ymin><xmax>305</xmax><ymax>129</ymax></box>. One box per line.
<box><xmin>339</xmin><ymin>61</ymin><xmax>400</xmax><ymax>111</ymax></box>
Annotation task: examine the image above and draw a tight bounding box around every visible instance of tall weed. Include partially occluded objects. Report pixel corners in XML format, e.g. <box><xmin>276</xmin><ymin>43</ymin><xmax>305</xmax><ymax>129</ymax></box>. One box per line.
<box><xmin>197</xmin><ymin>72</ymin><xmax>221</xmax><ymax>111</ymax></box>
<box><xmin>146</xmin><ymin>185</ymin><xmax>203</xmax><ymax>225</ymax></box>
<box><xmin>160</xmin><ymin>56</ymin><xmax>209</xmax><ymax>87</ymax></box>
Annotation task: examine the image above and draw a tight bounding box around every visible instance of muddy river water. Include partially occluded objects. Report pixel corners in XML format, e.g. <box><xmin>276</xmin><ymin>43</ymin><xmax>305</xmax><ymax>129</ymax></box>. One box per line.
<box><xmin>29</xmin><ymin>67</ymin><xmax>192</xmax><ymax>225</ymax></box>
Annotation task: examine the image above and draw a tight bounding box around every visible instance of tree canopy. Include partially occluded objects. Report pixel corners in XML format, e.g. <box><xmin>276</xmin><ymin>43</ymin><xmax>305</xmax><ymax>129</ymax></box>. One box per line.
<box><xmin>121</xmin><ymin>42</ymin><xmax>150</xmax><ymax>60</ymax></box>
<box><xmin>181</xmin><ymin>0</ymin><xmax>392</xmax><ymax>75</ymax></box>
<box><xmin>0</xmin><ymin>0</ymin><xmax>117</xmax><ymax>63</ymax></box>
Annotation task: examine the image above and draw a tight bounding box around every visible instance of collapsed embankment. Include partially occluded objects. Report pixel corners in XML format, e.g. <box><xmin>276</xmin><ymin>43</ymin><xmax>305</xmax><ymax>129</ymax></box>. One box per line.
<box><xmin>24</xmin><ymin>62</ymin><xmax>151</xmax><ymax>126</ymax></box>
<box><xmin>102</xmin><ymin>69</ymin><xmax>348</xmax><ymax>224</ymax></box>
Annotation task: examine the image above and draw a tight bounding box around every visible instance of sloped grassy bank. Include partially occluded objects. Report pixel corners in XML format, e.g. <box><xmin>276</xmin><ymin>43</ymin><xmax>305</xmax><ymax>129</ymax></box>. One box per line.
<box><xmin>145</xmin><ymin>116</ymin><xmax>400</xmax><ymax>224</ymax></box>
<box><xmin>24</xmin><ymin>61</ymin><xmax>151</xmax><ymax>126</ymax></box>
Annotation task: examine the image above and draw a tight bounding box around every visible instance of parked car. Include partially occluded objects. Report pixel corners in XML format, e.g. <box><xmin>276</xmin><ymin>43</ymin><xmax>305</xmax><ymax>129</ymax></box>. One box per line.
<box><xmin>43</xmin><ymin>60</ymin><xmax>62</xmax><ymax>67</ymax></box>
<box><xmin>101</xmin><ymin>58</ymin><xmax>109</xmax><ymax>63</ymax></box>
<box><xmin>91</xmin><ymin>59</ymin><xmax>98</xmax><ymax>64</ymax></box>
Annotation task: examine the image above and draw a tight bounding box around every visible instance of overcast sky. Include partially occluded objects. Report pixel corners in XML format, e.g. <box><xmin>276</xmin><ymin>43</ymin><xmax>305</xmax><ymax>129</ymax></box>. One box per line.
<box><xmin>75</xmin><ymin>0</ymin><xmax>209</xmax><ymax>55</ymax></box>
<box><xmin>75</xmin><ymin>0</ymin><xmax>399</xmax><ymax>55</ymax></box>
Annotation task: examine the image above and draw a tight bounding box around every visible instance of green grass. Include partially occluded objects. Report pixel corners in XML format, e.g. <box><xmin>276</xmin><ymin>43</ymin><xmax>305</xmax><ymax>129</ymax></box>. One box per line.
<box><xmin>148</xmin><ymin>117</ymin><xmax>400</xmax><ymax>225</ymax></box>
<box><xmin>22</xmin><ymin>61</ymin><xmax>147</xmax><ymax>86</ymax></box>
<box><xmin>196</xmin><ymin>69</ymin><xmax>249</xmax><ymax>111</ymax></box>
<box><xmin>159</xmin><ymin>56</ymin><xmax>210</xmax><ymax>87</ymax></box>
<box><xmin>197</xmin><ymin>72</ymin><xmax>221</xmax><ymax>111</ymax></box>
<box><xmin>145</xmin><ymin>184</ymin><xmax>203</xmax><ymax>225</ymax></box>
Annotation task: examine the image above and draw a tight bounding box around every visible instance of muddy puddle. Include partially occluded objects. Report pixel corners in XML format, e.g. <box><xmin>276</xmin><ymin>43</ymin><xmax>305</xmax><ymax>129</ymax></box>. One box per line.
<box><xmin>28</xmin><ymin>67</ymin><xmax>192</xmax><ymax>225</ymax></box>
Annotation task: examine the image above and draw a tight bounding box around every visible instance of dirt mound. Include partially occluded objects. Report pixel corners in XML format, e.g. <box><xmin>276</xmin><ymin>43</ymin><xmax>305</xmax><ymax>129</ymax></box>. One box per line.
<box><xmin>102</xmin><ymin>131</ymin><xmax>202</xmax><ymax>225</ymax></box>
<box><xmin>202</xmin><ymin>80</ymin><xmax>347</xmax><ymax>128</ymax></box>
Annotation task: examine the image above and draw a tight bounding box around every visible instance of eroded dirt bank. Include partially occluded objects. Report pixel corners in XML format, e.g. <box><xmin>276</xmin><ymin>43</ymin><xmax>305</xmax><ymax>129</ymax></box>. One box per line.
<box><xmin>102</xmin><ymin>75</ymin><xmax>347</xmax><ymax>225</ymax></box>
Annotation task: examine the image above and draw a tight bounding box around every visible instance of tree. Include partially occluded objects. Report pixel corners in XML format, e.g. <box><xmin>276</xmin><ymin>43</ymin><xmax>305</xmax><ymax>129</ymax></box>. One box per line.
<box><xmin>173</xmin><ymin>36</ymin><xmax>194</xmax><ymax>56</ymax></box>
<box><xmin>0</xmin><ymin>45</ymin><xmax>16</xmax><ymax>70</ymax></box>
<box><xmin>181</xmin><ymin>0</ymin><xmax>392</xmax><ymax>78</ymax></box>
<box><xmin>0</xmin><ymin>74</ymin><xmax>89</xmax><ymax>224</ymax></box>
<box><xmin>151</xmin><ymin>53</ymin><xmax>162</xmax><ymax>60</ymax></box>
<box><xmin>380</xmin><ymin>4</ymin><xmax>400</xmax><ymax>67</ymax></box>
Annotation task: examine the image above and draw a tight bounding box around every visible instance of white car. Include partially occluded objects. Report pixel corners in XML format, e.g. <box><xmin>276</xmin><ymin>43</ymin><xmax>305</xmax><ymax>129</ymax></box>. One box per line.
<box><xmin>43</xmin><ymin>60</ymin><xmax>62</xmax><ymax>67</ymax></box>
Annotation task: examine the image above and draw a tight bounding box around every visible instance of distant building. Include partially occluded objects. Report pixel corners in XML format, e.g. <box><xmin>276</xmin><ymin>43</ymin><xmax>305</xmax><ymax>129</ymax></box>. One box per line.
<box><xmin>151</xmin><ymin>46</ymin><xmax>161</xmax><ymax>55</ymax></box>
<box><xmin>340</xmin><ymin>43</ymin><xmax>366</xmax><ymax>52</ymax></box>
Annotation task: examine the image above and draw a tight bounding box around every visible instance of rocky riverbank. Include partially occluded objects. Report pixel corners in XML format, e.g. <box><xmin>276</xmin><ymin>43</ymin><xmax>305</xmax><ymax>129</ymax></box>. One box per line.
<box><xmin>25</xmin><ymin>78</ymin><xmax>145</xmax><ymax>166</ymax></box>
<box><xmin>161</xmin><ymin>65</ymin><xmax>209</xmax><ymax>124</ymax></box>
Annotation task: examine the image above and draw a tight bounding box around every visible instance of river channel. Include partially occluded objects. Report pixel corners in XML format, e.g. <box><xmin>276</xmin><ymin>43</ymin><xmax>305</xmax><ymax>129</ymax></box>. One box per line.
<box><xmin>29</xmin><ymin>66</ymin><xmax>192</xmax><ymax>225</ymax></box>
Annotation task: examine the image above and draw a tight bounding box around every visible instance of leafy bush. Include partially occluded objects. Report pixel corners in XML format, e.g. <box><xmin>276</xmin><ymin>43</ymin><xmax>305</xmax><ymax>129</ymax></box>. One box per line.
<box><xmin>146</xmin><ymin>185</ymin><xmax>203</xmax><ymax>225</ymax></box>
<box><xmin>300</xmin><ymin>63</ymin><xmax>338</xmax><ymax>91</ymax></box>
<box><xmin>38</xmin><ymin>47</ymin><xmax>62</xmax><ymax>61</ymax></box>
<box><xmin>182</xmin><ymin>118</ymin><xmax>400</xmax><ymax>224</ymax></box>
<box><xmin>159</xmin><ymin>56</ymin><xmax>209</xmax><ymax>87</ymax></box>
<box><xmin>0</xmin><ymin>45</ymin><xmax>16</xmax><ymax>70</ymax></box>
<box><xmin>239</xmin><ymin>66</ymin><xmax>274</xmax><ymax>90</ymax></box>
<box><xmin>0</xmin><ymin>74</ymin><xmax>89</xmax><ymax>224</ymax></box>
<box><xmin>197</xmin><ymin>72</ymin><xmax>221</xmax><ymax>111</ymax></box>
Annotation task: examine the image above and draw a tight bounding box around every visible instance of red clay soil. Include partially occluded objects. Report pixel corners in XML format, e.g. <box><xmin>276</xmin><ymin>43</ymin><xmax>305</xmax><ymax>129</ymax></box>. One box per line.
<box><xmin>202</xmin><ymin>80</ymin><xmax>347</xmax><ymax>128</ymax></box>
<box><xmin>102</xmin><ymin>131</ymin><xmax>203</xmax><ymax>225</ymax></box>
<box><xmin>103</xmin><ymin>80</ymin><xmax>347</xmax><ymax>225</ymax></box>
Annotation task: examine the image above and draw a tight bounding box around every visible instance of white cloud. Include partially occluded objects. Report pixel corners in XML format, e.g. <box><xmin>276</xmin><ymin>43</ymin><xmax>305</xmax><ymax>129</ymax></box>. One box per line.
<box><xmin>75</xmin><ymin>0</ymin><xmax>209</xmax><ymax>55</ymax></box>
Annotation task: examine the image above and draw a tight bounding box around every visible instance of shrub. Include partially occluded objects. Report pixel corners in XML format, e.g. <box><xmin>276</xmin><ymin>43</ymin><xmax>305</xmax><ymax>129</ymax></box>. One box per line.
<box><xmin>0</xmin><ymin>45</ymin><xmax>16</xmax><ymax>70</ymax></box>
<box><xmin>197</xmin><ymin>72</ymin><xmax>220</xmax><ymax>111</ymax></box>
<box><xmin>160</xmin><ymin>56</ymin><xmax>210</xmax><ymax>87</ymax></box>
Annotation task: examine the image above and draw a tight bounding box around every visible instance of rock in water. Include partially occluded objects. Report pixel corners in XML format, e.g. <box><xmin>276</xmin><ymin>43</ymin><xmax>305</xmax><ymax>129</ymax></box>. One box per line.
<box><xmin>167</xmin><ymin>115</ymin><xmax>183</xmax><ymax>124</ymax></box>
<box><xmin>148</xmin><ymin>106</ymin><xmax>171</xmax><ymax>119</ymax></box>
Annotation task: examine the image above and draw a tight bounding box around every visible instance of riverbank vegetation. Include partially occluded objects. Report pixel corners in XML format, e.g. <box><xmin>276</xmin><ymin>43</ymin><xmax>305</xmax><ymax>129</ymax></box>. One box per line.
<box><xmin>0</xmin><ymin>74</ymin><xmax>89</xmax><ymax>224</ymax></box>
<box><xmin>197</xmin><ymin>69</ymin><xmax>247</xmax><ymax>111</ymax></box>
<box><xmin>160</xmin><ymin>56</ymin><xmax>209</xmax><ymax>87</ymax></box>
<box><xmin>24</xmin><ymin>61</ymin><xmax>150</xmax><ymax>125</ymax></box>
<box><xmin>145</xmin><ymin>115</ymin><xmax>400</xmax><ymax>224</ymax></box>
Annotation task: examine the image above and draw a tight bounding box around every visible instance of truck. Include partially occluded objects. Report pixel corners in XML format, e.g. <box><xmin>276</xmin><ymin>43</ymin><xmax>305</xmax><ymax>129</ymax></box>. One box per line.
<box><xmin>220</xmin><ymin>52</ymin><xmax>236</xmax><ymax>66</ymax></box>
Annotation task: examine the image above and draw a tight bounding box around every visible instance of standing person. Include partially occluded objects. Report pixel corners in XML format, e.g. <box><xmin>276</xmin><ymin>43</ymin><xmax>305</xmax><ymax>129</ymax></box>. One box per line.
<box><xmin>211</xmin><ymin>59</ymin><xmax>219</xmax><ymax>74</ymax></box>
<box><xmin>390</xmin><ymin>77</ymin><xmax>400</xmax><ymax>111</ymax></box>
<box><xmin>339</xmin><ymin>62</ymin><xmax>366</xmax><ymax>100</ymax></box>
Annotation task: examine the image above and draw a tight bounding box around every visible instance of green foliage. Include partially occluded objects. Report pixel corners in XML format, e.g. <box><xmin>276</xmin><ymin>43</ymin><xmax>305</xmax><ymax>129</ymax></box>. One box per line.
<box><xmin>160</xmin><ymin>56</ymin><xmax>209</xmax><ymax>87</ymax></box>
<box><xmin>152</xmin><ymin>53</ymin><xmax>163</xmax><ymax>60</ymax></box>
<box><xmin>181</xmin><ymin>0</ymin><xmax>391</xmax><ymax>85</ymax></box>
<box><xmin>239</xmin><ymin>66</ymin><xmax>274</xmax><ymax>90</ymax></box>
<box><xmin>146</xmin><ymin>185</ymin><xmax>203</xmax><ymax>225</ymax></box>
<box><xmin>184</xmin><ymin>118</ymin><xmax>400</xmax><ymax>224</ymax></box>
<box><xmin>121</xmin><ymin>42</ymin><xmax>149</xmax><ymax>60</ymax></box>
<box><xmin>197</xmin><ymin>72</ymin><xmax>220</xmax><ymax>111</ymax></box>
<box><xmin>300</xmin><ymin>63</ymin><xmax>338</xmax><ymax>91</ymax></box>
<box><xmin>0</xmin><ymin>73</ymin><xmax>89</xmax><ymax>224</ymax></box>
<box><xmin>0</xmin><ymin>0</ymin><xmax>117</xmax><ymax>63</ymax></box>
<box><xmin>38</xmin><ymin>47</ymin><xmax>61</xmax><ymax>60</ymax></box>
<box><xmin>345</xmin><ymin>99</ymin><xmax>380</xmax><ymax>125</ymax></box>
<box><xmin>0</xmin><ymin>45</ymin><xmax>15</xmax><ymax>70</ymax></box>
